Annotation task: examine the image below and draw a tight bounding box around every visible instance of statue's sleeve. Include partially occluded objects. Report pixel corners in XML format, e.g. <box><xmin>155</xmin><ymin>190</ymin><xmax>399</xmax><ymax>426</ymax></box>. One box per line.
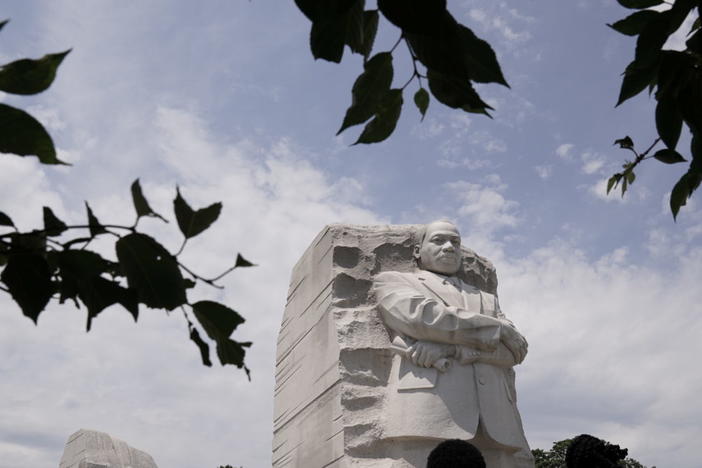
<box><xmin>373</xmin><ymin>271</ymin><xmax>501</xmax><ymax>349</ymax></box>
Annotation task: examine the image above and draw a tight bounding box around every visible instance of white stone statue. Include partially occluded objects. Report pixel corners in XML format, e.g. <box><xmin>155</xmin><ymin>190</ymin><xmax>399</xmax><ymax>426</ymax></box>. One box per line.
<box><xmin>273</xmin><ymin>222</ymin><xmax>532</xmax><ymax>468</ymax></box>
<box><xmin>373</xmin><ymin>220</ymin><xmax>534</xmax><ymax>467</ymax></box>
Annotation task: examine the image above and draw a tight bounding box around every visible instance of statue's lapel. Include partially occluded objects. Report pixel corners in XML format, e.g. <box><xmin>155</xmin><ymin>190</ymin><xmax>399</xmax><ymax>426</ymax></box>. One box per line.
<box><xmin>417</xmin><ymin>271</ymin><xmax>466</xmax><ymax>308</ymax></box>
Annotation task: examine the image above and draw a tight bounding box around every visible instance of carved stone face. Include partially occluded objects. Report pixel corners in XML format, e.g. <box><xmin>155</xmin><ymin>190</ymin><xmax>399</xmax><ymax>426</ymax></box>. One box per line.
<box><xmin>415</xmin><ymin>221</ymin><xmax>462</xmax><ymax>275</ymax></box>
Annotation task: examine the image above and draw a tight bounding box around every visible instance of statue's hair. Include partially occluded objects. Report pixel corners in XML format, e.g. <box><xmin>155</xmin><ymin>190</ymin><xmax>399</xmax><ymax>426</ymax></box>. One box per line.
<box><xmin>415</xmin><ymin>219</ymin><xmax>459</xmax><ymax>246</ymax></box>
<box><xmin>426</xmin><ymin>439</ymin><xmax>486</xmax><ymax>468</ymax></box>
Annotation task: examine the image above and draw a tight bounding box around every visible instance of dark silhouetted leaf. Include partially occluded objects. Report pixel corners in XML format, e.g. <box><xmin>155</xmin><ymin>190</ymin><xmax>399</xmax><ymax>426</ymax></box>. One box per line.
<box><xmin>43</xmin><ymin>207</ymin><xmax>67</xmax><ymax>236</ymax></box>
<box><xmin>687</xmin><ymin>28</ymin><xmax>702</xmax><ymax>53</ymax></box>
<box><xmin>85</xmin><ymin>202</ymin><xmax>107</xmax><ymax>237</ymax></box>
<box><xmin>51</xmin><ymin>249</ymin><xmax>136</xmax><ymax>330</ymax></box>
<box><xmin>0</xmin><ymin>211</ymin><xmax>14</xmax><ymax>228</ymax></box>
<box><xmin>670</xmin><ymin>173</ymin><xmax>691</xmax><ymax>219</ymax></box>
<box><xmin>344</xmin><ymin>1</ymin><xmax>365</xmax><ymax>55</ymax></box>
<box><xmin>192</xmin><ymin>300</ymin><xmax>245</xmax><ymax>340</ymax></box>
<box><xmin>184</xmin><ymin>278</ymin><xmax>197</xmax><ymax>289</ymax></box>
<box><xmin>608</xmin><ymin>10</ymin><xmax>660</xmax><ymax>36</ymax></box>
<box><xmin>360</xmin><ymin>10</ymin><xmax>379</xmax><ymax>58</ymax></box>
<box><xmin>131</xmin><ymin>179</ymin><xmax>166</xmax><ymax>222</ymax></box>
<box><xmin>654</xmin><ymin>149</ymin><xmax>686</xmax><ymax>164</ymax></box>
<box><xmin>338</xmin><ymin>52</ymin><xmax>393</xmax><ymax>134</ymax></box>
<box><xmin>1</xmin><ymin>253</ymin><xmax>53</xmax><ymax>323</ymax></box>
<box><xmin>188</xmin><ymin>324</ymin><xmax>212</xmax><ymax>367</ymax></box>
<box><xmin>308</xmin><ymin>0</ymin><xmax>361</xmax><ymax>63</ymax></box>
<box><xmin>354</xmin><ymin>88</ymin><xmax>403</xmax><ymax>144</ymax></box>
<box><xmin>457</xmin><ymin>24</ymin><xmax>509</xmax><ymax>86</ymax></box>
<box><xmin>235</xmin><ymin>253</ymin><xmax>255</xmax><ymax>268</ymax></box>
<box><xmin>173</xmin><ymin>188</ymin><xmax>222</xmax><ymax>239</ymax></box>
<box><xmin>617</xmin><ymin>0</ymin><xmax>664</xmax><ymax>8</ymax></box>
<box><xmin>634</xmin><ymin>17</ymin><xmax>671</xmax><ymax>67</ymax></box>
<box><xmin>414</xmin><ymin>88</ymin><xmax>430</xmax><ymax>120</ymax></box>
<box><xmin>0</xmin><ymin>19</ymin><xmax>8</xmax><ymax>33</ymax></box>
<box><xmin>427</xmin><ymin>69</ymin><xmax>492</xmax><ymax>116</ymax></box>
<box><xmin>192</xmin><ymin>300</ymin><xmax>250</xmax><ymax>373</ymax></box>
<box><xmin>378</xmin><ymin>0</ymin><xmax>447</xmax><ymax>35</ymax></box>
<box><xmin>0</xmin><ymin>103</ymin><xmax>63</xmax><ymax>164</ymax></box>
<box><xmin>655</xmin><ymin>97</ymin><xmax>683</xmax><ymax>150</ymax></box>
<box><xmin>614</xmin><ymin>136</ymin><xmax>634</xmax><ymax>149</ymax></box>
<box><xmin>0</xmin><ymin>49</ymin><xmax>70</xmax><ymax>95</ymax></box>
<box><xmin>115</xmin><ymin>233</ymin><xmax>186</xmax><ymax>310</ymax></box>
<box><xmin>616</xmin><ymin>61</ymin><xmax>658</xmax><ymax>106</ymax></box>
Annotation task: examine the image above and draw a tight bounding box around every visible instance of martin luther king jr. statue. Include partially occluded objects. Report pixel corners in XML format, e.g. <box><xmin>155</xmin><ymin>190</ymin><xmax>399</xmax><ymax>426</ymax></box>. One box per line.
<box><xmin>373</xmin><ymin>220</ymin><xmax>534</xmax><ymax>468</ymax></box>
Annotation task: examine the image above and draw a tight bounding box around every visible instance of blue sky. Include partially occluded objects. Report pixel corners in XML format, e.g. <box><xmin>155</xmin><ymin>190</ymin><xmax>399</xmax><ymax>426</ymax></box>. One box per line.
<box><xmin>1</xmin><ymin>1</ymin><xmax>701</xmax><ymax>467</ymax></box>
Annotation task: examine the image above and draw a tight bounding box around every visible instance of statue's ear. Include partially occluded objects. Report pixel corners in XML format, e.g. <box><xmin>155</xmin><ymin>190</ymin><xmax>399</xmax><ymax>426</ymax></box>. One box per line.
<box><xmin>413</xmin><ymin>244</ymin><xmax>421</xmax><ymax>260</ymax></box>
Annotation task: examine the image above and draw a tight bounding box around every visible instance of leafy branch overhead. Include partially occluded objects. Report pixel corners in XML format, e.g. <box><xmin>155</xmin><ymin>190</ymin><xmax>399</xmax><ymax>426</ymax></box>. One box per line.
<box><xmin>609</xmin><ymin>0</ymin><xmax>702</xmax><ymax>219</ymax></box>
<box><xmin>294</xmin><ymin>0</ymin><xmax>509</xmax><ymax>144</ymax></box>
<box><xmin>0</xmin><ymin>181</ymin><xmax>255</xmax><ymax>377</ymax></box>
<box><xmin>0</xmin><ymin>19</ymin><xmax>70</xmax><ymax>164</ymax></box>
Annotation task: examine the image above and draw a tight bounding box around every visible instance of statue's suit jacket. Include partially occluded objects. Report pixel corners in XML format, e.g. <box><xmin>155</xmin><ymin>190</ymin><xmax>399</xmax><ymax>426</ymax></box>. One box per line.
<box><xmin>373</xmin><ymin>269</ymin><xmax>530</xmax><ymax>452</ymax></box>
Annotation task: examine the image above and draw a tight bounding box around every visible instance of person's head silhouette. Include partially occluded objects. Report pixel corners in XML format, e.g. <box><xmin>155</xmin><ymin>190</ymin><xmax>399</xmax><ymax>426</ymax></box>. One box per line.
<box><xmin>426</xmin><ymin>439</ymin><xmax>486</xmax><ymax>468</ymax></box>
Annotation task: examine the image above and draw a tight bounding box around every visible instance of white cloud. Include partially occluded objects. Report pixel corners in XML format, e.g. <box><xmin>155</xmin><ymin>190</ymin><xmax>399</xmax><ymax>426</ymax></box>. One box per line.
<box><xmin>496</xmin><ymin>241</ymin><xmax>702</xmax><ymax>468</ymax></box>
<box><xmin>556</xmin><ymin>143</ymin><xmax>575</xmax><ymax>160</ymax></box>
<box><xmin>580</xmin><ymin>151</ymin><xmax>606</xmax><ymax>175</ymax></box>
<box><xmin>534</xmin><ymin>165</ymin><xmax>552</xmax><ymax>179</ymax></box>
<box><xmin>447</xmin><ymin>177</ymin><xmax>519</xmax><ymax>233</ymax></box>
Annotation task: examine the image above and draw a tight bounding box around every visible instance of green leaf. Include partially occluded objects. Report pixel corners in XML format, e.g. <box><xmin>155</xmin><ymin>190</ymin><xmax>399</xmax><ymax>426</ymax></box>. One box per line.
<box><xmin>608</xmin><ymin>10</ymin><xmax>660</xmax><ymax>36</ymax></box>
<box><xmin>670</xmin><ymin>173</ymin><xmax>691</xmax><ymax>219</ymax></box>
<box><xmin>235</xmin><ymin>253</ymin><xmax>255</xmax><ymax>268</ymax></box>
<box><xmin>0</xmin><ymin>103</ymin><xmax>64</xmax><ymax>164</ymax></box>
<box><xmin>625</xmin><ymin>170</ymin><xmax>636</xmax><ymax>184</ymax></box>
<box><xmin>1</xmin><ymin>253</ymin><xmax>53</xmax><ymax>323</ymax></box>
<box><xmin>337</xmin><ymin>52</ymin><xmax>393</xmax><ymax>135</ymax></box>
<box><xmin>456</xmin><ymin>24</ymin><xmax>509</xmax><ymax>86</ymax></box>
<box><xmin>353</xmin><ymin>88</ymin><xmax>403</xmax><ymax>144</ymax></box>
<box><xmin>192</xmin><ymin>300</ymin><xmax>251</xmax><ymax>373</ymax></box>
<box><xmin>614</xmin><ymin>136</ymin><xmax>634</xmax><ymax>149</ymax></box>
<box><xmin>654</xmin><ymin>148</ymin><xmax>686</xmax><ymax>164</ymax></box>
<box><xmin>188</xmin><ymin>323</ymin><xmax>212</xmax><ymax>367</ymax></box>
<box><xmin>0</xmin><ymin>211</ymin><xmax>14</xmax><ymax>228</ymax></box>
<box><xmin>85</xmin><ymin>202</ymin><xmax>107</xmax><ymax>237</ymax></box>
<box><xmin>414</xmin><ymin>87</ymin><xmax>430</xmax><ymax>121</ymax></box>
<box><xmin>0</xmin><ymin>49</ymin><xmax>70</xmax><ymax>95</ymax></box>
<box><xmin>617</xmin><ymin>0</ymin><xmax>664</xmax><ymax>8</ymax></box>
<box><xmin>360</xmin><ymin>10</ymin><xmax>379</xmax><ymax>58</ymax></box>
<box><xmin>607</xmin><ymin>175</ymin><xmax>620</xmax><ymax>194</ymax></box>
<box><xmin>131</xmin><ymin>179</ymin><xmax>166</xmax><ymax>222</ymax></box>
<box><xmin>655</xmin><ymin>97</ymin><xmax>683</xmax><ymax>150</ymax></box>
<box><xmin>115</xmin><ymin>233</ymin><xmax>186</xmax><ymax>310</ymax></box>
<box><xmin>173</xmin><ymin>188</ymin><xmax>222</xmax><ymax>239</ymax></box>
<box><xmin>43</xmin><ymin>207</ymin><xmax>67</xmax><ymax>236</ymax></box>
<box><xmin>427</xmin><ymin>69</ymin><xmax>492</xmax><ymax>116</ymax></box>
<box><xmin>616</xmin><ymin>60</ymin><xmax>659</xmax><ymax>106</ymax></box>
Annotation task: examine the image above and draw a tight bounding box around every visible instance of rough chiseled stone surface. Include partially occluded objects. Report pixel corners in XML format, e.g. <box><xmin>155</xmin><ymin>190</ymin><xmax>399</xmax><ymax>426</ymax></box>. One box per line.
<box><xmin>272</xmin><ymin>224</ymin><xmax>496</xmax><ymax>468</ymax></box>
<box><xmin>59</xmin><ymin>429</ymin><xmax>158</xmax><ymax>468</ymax></box>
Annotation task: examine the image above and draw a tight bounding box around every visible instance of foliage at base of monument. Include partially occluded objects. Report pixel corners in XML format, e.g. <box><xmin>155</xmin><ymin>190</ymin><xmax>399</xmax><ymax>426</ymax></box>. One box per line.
<box><xmin>0</xmin><ymin>19</ymin><xmax>253</xmax><ymax>376</ymax></box>
<box><xmin>0</xmin><ymin>181</ymin><xmax>255</xmax><ymax>377</ymax></box>
<box><xmin>293</xmin><ymin>0</ymin><xmax>509</xmax><ymax>145</ymax></box>
<box><xmin>608</xmin><ymin>0</ymin><xmax>702</xmax><ymax>220</ymax></box>
<box><xmin>532</xmin><ymin>437</ymin><xmax>650</xmax><ymax>468</ymax></box>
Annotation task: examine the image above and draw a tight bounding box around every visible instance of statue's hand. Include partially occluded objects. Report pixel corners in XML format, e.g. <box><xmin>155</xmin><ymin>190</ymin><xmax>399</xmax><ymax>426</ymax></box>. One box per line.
<box><xmin>501</xmin><ymin>325</ymin><xmax>528</xmax><ymax>364</ymax></box>
<box><xmin>408</xmin><ymin>340</ymin><xmax>450</xmax><ymax>368</ymax></box>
